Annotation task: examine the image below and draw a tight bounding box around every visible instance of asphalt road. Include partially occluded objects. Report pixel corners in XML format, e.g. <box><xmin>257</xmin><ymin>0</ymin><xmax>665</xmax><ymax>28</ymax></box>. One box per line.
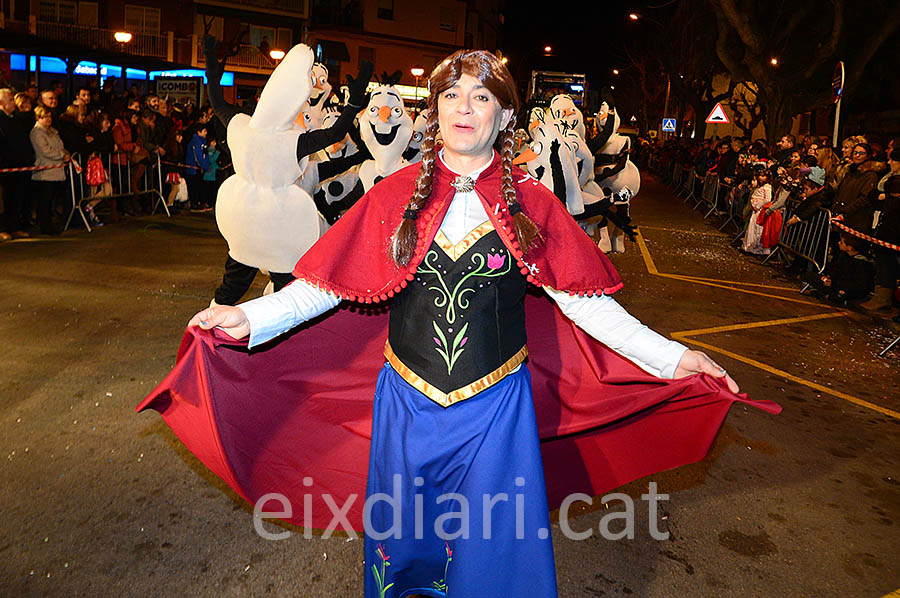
<box><xmin>1</xmin><ymin>176</ymin><xmax>898</xmax><ymax>597</ymax></box>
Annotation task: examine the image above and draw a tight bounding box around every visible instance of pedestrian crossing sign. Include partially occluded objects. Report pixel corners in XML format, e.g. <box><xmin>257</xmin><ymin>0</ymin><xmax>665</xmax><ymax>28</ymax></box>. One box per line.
<box><xmin>662</xmin><ymin>118</ymin><xmax>676</xmax><ymax>132</ymax></box>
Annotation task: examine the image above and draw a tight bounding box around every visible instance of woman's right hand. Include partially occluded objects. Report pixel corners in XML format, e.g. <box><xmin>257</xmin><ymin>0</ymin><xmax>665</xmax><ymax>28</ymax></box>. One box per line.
<box><xmin>188</xmin><ymin>305</ymin><xmax>251</xmax><ymax>340</ymax></box>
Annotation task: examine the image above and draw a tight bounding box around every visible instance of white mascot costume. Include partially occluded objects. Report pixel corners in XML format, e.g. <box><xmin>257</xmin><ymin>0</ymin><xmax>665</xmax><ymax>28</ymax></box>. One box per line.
<box><xmin>358</xmin><ymin>76</ymin><xmax>414</xmax><ymax>189</ymax></box>
<box><xmin>593</xmin><ymin>89</ymin><xmax>640</xmax><ymax>253</ymax></box>
<box><xmin>513</xmin><ymin>107</ymin><xmax>584</xmax><ymax>216</ymax></box>
<box><xmin>215</xmin><ymin>44</ymin><xmax>321</xmax><ymax>277</ymax></box>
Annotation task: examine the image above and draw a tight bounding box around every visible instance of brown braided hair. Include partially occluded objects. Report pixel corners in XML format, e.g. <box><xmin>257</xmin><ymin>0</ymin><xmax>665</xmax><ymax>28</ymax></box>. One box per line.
<box><xmin>391</xmin><ymin>50</ymin><xmax>541</xmax><ymax>266</ymax></box>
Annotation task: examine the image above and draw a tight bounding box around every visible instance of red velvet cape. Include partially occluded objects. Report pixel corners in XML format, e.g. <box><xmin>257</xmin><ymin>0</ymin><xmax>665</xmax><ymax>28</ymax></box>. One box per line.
<box><xmin>291</xmin><ymin>152</ymin><xmax>623</xmax><ymax>300</ymax></box>
<box><xmin>137</xmin><ymin>154</ymin><xmax>781</xmax><ymax>531</ymax></box>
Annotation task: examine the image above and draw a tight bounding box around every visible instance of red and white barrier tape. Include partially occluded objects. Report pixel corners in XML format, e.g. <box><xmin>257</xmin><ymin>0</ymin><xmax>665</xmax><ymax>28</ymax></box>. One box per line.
<box><xmin>160</xmin><ymin>160</ymin><xmax>233</xmax><ymax>171</ymax></box>
<box><xmin>0</xmin><ymin>160</ymin><xmax>82</xmax><ymax>174</ymax></box>
<box><xmin>831</xmin><ymin>218</ymin><xmax>900</xmax><ymax>253</ymax></box>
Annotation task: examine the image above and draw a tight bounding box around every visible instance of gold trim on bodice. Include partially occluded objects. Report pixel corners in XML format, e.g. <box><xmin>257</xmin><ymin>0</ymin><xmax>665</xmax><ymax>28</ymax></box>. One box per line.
<box><xmin>384</xmin><ymin>341</ymin><xmax>529</xmax><ymax>408</ymax></box>
<box><xmin>432</xmin><ymin>220</ymin><xmax>495</xmax><ymax>262</ymax></box>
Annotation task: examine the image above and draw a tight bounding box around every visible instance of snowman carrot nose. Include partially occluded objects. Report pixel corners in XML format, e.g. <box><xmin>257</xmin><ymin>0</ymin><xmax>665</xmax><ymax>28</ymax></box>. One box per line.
<box><xmin>378</xmin><ymin>105</ymin><xmax>392</xmax><ymax>123</ymax></box>
<box><xmin>513</xmin><ymin>147</ymin><xmax>539</xmax><ymax>165</ymax></box>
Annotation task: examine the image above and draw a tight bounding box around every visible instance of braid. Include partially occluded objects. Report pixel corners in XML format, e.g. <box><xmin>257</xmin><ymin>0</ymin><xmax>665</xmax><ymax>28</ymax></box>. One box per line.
<box><xmin>392</xmin><ymin>110</ymin><xmax>441</xmax><ymax>266</ymax></box>
<box><xmin>499</xmin><ymin>116</ymin><xmax>542</xmax><ymax>252</ymax></box>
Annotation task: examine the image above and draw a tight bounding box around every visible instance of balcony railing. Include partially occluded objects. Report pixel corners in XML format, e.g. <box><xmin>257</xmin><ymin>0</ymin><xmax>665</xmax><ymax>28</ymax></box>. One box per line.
<box><xmin>196</xmin><ymin>0</ymin><xmax>308</xmax><ymax>17</ymax></box>
<box><xmin>196</xmin><ymin>43</ymin><xmax>274</xmax><ymax>72</ymax></box>
<box><xmin>36</xmin><ymin>21</ymin><xmax>168</xmax><ymax>59</ymax></box>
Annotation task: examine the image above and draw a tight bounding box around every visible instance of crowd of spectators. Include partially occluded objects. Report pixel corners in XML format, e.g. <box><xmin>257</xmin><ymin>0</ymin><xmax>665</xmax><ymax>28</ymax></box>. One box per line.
<box><xmin>641</xmin><ymin>131</ymin><xmax>900</xmax><ymax>320</ymax></box>
<box><xmin>0</xmin><ymin>77</ymin><xmax>227</xmax><ymax>237</ymax></box>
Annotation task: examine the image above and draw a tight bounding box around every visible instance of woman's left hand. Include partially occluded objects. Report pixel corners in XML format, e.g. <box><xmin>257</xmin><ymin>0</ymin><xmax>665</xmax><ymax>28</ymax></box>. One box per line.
<box><xmin>674</xmin><ymin>349</ymin><xmax>739</xmax><ymax>393</ymax></box>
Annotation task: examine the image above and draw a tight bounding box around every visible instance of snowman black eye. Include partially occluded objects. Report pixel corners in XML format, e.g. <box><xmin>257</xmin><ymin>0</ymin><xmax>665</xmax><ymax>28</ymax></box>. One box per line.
<box><xmin>392</xmin><ymin>107</ymin><xmax>401</xmax><ymax>115</ymax></box>
<box><xmin>531</xmin><ymin>141</ymin><xmax>543</xmax><ymax>154</ymax></box>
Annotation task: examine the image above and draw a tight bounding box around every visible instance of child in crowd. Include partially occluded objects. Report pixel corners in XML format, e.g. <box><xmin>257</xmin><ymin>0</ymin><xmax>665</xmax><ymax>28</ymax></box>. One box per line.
<box><xmin>805</xmin><ymin>233</ymin><xmax>875</xmax><ymax>303</ymax></box>
<box><xmin>185</xmin><ymin>125</ymin><xmax>210</xmax><ymax>212</ymax></box>
<box><xmin>201</xmin><ymin>138</ymin><xmax>220</xmax><ymax>211</ymax></box>
<box><xmin>742</xmin><ymin>167</ymin><xmax>774</xmax><ymax>255</ymax></box>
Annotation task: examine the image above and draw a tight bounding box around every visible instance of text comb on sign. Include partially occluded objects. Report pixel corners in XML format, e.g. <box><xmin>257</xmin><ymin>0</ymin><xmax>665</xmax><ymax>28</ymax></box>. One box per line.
<box><xmin>705</xmin><ymin>103</ymin><xmax>729</xmax><ymax>124</ymax></box>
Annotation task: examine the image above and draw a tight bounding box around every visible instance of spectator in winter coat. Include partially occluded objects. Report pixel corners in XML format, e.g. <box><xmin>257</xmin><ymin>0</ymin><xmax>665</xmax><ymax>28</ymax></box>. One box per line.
<box><xmin>13</xmin><ymin>92</ymin><xmax>35</xmax><ymax>129</ymax></box>
<box><xmin>0</xmin><ymin>88</ymin><xmax>35</xmax><ymax>239</ymax></box>
<box><xmin>860</xmin><ymin>153</ymin><xmax>900</xmax><ymax>315</ymax></box>
<box><xmin>185</xmin><ymin>125</ymin><xmax>211</xmax><ymax>211</ymax></box>
<box><xmin>832</xmin><ymin>143</ymin><xmax>885</xmax><ymax>233</ymax></box>
<box><xmin>56</xmin><ymin>103</ymin><xmax>92</xmax><ymax>158</ymax></box>
<box><xmin>805</xmin><ymin>234</ymin><xmax>875</xmax><ymax>303</ymax></box>
<box><xmin>112</xmin><ymin>110</ymin><xmax>150</xmax><ymax>212</ymax></box>
<box><xmin>775</xmin><ymin>134</ymin><xmax>795</xmax><ymax>164</ymax></box>
<box><xmin>30</xmin><ymin>106</ymin><xmax>69</xmax><ymax>234</ymax></box>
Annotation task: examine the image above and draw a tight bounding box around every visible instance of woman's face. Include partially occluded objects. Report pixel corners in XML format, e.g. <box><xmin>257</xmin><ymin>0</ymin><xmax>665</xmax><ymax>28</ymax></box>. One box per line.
<box><xmin>807</xmin><ymin>144</ymin><xmax>818</xmax><ymax>156</ymax></box>
<box><xmin>842</xmin><ymin>142</ymin><xmax>853</xmax><ymax>158</ymax></box>
<box><xmin>790</xmin><ymin>151</ymin><xmax>801</xmax><ymax>164</ymax></box>
<box><xmin>130</xmin><ymin>114</ymin><xmax>139</xmax><ymax>125</ymax></box>
<box><xmin>437</xmin><ymin>73</ymin><xmax>512</xmax><ymax>164</ymax></box>
<box><xmin>851</xmin><ymin>145</ymin><xmax>868</xmax><ymax>165</ymax></box>
<box><xmin>101</xmin><ymin>118</ymin><xmax>110</xmax><ymax>132</ymax></box>
<box><xmin>38</xmin><ymin>113</ymin><xmax>52</xmax><ymax>127</ymax></box>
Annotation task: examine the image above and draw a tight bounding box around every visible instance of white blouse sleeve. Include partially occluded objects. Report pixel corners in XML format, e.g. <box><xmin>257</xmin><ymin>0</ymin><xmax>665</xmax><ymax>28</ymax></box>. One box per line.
<box><xmin>238</xmin><ymin>280</ymin><xmax>341</xmax><ymax>348</ymax></box>
<box><xmin>544</xmin><ymin>287</ymin><xmax>688</xmax><ymax>379</ymax></box>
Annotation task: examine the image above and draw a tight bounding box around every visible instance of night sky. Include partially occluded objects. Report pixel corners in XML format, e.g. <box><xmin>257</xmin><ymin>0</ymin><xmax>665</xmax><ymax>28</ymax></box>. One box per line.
<box><xmin>499</xmin><ymin>0</ymin><xmax>668</xmax><ymax>97</ymax></box>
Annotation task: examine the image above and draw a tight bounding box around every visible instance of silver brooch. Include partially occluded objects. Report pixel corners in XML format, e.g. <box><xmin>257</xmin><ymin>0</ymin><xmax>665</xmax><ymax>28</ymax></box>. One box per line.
<box><xmin>450</xmin><ymin>176</ymin><xmax>475</xmax><ymax>193</ymax></box>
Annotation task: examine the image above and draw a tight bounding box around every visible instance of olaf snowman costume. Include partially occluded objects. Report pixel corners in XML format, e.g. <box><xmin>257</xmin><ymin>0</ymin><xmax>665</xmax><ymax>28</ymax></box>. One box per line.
<box><xmin>513</xmin><ymin>107</ymin><xmax>584</xmax><ymax>215</ymax></box>
<box><xmin>306</xmin><ymin>63</ymin><xmax>332</xmax><ymax>130</ymax></box>
<box><xmin>357</xmin><ymin>77</ymin><xmax>414</xmax><ymax>188</ymax></box>
<box><xmin>204</xmin><ymin>35</ymin><xmax>372</xmax><ymax>305</ymax></box>
<box><xmin>591</xmin><ymin>88</ymin><xmax>640</xmax><ymax>253</ymax></box>
<box><xmin>548</xmin><ymin>93</ymin><xmax>586</xmax><ymax>139</ymax></box>
<box><xmin>316</xmin><ymin>75</ymin><xmax>414</xmax><ymax>223</ymax></box>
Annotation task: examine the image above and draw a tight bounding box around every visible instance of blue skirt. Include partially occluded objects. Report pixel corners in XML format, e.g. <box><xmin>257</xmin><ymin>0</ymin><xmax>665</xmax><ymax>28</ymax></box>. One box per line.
<box><xmin>364</xmin><ymin>363</ymin><xmax>558</xmax><ymax>598</ymax></box>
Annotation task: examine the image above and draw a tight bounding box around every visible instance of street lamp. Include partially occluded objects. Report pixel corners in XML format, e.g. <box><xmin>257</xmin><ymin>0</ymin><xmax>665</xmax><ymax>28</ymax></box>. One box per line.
<box><xmin>612</xmin><ymin>69</ymin><xmax>619</xmax><ymax>75</ymax></box>
<box><xmin>269</xmin><ymin>49</ymin><xmax>286</xmax><ymax>62</ymax></box>
<box><xmin>114</xmin><ymin>31</ymin><xmax>133</xmax><ymax>43</ymax></box>
<box><xmin>770</xmin><ymin>57</ymin><xmax>779</xmax><ymax>66</ymax></box>
<box><xmin>543</xmin><ymin>45</ymin><xmax>552</xmax><ymax>53</ymax></box>
<box><xmin>628</xmin><ymin>13</ymin><xmax>639</xmax><ymax>20</ymax></box>
<box><xmin>411</xmin><ymin>65</ymin><xmax>425</xmax><ymax>115</ymax></box>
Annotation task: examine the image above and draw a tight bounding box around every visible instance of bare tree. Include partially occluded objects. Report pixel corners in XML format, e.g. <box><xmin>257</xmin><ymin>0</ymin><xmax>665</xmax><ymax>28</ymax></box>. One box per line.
<box><xmin>726</xmin><ymin>81</ymin><xmax>765</xmax><ymax>139</ymax></box>
<box><xmin>708</xmin><ymin>0</ymin><xmax>900</xmax><ymax>143</ymax></box>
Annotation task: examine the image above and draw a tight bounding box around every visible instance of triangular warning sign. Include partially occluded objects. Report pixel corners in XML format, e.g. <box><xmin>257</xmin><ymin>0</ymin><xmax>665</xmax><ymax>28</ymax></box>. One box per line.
<box><xmin>706</xmin><ymin>103</ymin><xmax>729</xmax><ymax>124</ymax></box>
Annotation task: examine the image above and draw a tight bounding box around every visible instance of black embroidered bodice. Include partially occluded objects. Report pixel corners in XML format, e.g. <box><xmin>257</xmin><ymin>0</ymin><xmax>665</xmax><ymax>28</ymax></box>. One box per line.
<box><xmin>386</xmin><ymin>225</ymin><xmax>528</xmax><ymax>407</ymax></box>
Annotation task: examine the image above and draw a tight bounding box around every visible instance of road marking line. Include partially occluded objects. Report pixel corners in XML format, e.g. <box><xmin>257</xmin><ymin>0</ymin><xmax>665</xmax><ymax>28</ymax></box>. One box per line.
<box><xmin>639</xmin><ymin>226</ymin><xmax>724</xmax><ymax>236</ymax></box>
<box><xmin>671</xmin><ymin>334</ymin><xmax>900</xmax><ymax>420</ymax></box>
<box><xmin>635</xmin><ymin>229</ymin><xmax>835</xmax><ymax>307</ymax></box>
<box><xmin>673</xmin><ymin>312</ymin><xmax>848</xmax><ymax>337</ymax></box>
<box><xmin>637</xmin><ymin>227</ymin><xmax>895</xmax><ymax>419</ymax></box>
<box><xmin>677</xmin><ymin>274</ymin><xmax>799</xmax><ymax>292</ymax></box>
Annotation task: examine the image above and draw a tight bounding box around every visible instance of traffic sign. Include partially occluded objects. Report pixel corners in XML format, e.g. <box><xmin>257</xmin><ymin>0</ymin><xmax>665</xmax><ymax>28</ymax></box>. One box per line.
<box><xmin>832</xmin><ymin>61</ymin><xmax>844</xmax><ymax>104</ymax></box>
<box><xmin>705</xmin><ymin>103</ymin><xmax>729</xmax><ymax>124</ymax></box>
<box><xmin>662</xmin><ymin>118</ymin><xmax>676</xmax><ymax>132</ymax></box>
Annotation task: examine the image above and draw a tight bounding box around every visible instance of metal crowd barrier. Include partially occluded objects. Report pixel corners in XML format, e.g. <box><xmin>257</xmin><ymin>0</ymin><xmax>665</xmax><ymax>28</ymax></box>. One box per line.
<box><xmin>680</xmin><ymin>167</ymin><xmax>698</xmax><ymax>203</ymax></box>
<box><xmin>671</xmin><ymin>162</ymin><xmax>683</xmax><ymax>189</ymax></box>
<box><xmin>774</xmin><ymin>205</ymin><xmax>832</xmax><ymax>277</ymax></box>
<box><xmin>715</xmin><ymin>181</ymin><xmax>738</xmax><ymax>230</ymax></box>
<box><xmin>64</xmin><ymin>151</ymin><xmax>168</xmax><ymax>232</ymax></box>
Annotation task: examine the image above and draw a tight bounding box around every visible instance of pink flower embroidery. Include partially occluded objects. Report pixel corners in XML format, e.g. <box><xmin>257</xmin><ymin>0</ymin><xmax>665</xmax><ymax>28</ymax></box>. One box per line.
<box><xmin>434</xmin><ymin>337</ymin><xmax>442</xmax><ymax>347</ymax></box>
<box><xmin>487</xmin><ymin>252</ymin><xmax>506</xmax><ymax>270</ymax></box>
<box><xmin>459</xmin><ymin>337</ymin><xmax>467</xmax><ymax>348</ymax></box>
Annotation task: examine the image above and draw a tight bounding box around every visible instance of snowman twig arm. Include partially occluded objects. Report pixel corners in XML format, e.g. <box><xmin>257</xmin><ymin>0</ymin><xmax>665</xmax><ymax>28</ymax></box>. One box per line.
<box><xmin>203</xmin><ymin>35</ymin><xmax>242</xmax><ymax>127</ymax></box>
<box><xmin>296</xmin><ymin>106</ymin><xmax>365</xmax><ymax>161</ymax></box>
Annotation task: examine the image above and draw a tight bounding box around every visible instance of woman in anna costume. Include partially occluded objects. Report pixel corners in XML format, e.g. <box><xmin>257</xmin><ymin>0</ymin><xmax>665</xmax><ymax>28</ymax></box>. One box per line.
<box><xmin>176</xmin><ymin>51</ymin><xmax>755</xmax><ymax>597</ymax></box>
